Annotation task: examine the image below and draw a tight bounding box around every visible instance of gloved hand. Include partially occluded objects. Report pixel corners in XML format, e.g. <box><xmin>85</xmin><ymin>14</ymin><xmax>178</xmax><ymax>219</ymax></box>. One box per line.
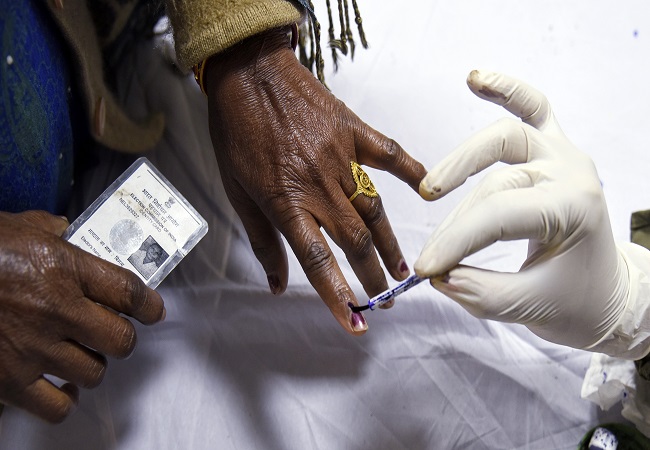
<box><xmin>0</xmin><ymin>211</ymin><xmax>165</xmax><ymax>422</ymax></box>
<box><xmin>414</xmin><ymin>70</ymin><xmax>643</xmax><ymax>353</ymax></box>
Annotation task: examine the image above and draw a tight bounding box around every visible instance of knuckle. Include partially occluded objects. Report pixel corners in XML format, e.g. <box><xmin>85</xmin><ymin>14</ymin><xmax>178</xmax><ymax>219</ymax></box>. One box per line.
<box><xmin>27</xmin><ymin>238</ymin><xmax>66</xmax><ymax>277</ymax></box>
<box><xmin>301</xmin><ymin>241</ymin><xmax>333</xmax><ymax>276</ymax></box>
<box><xmin>276</xmin><ymin>204</ymin><xmax>308</xmax><ymax>230</ymax></box>
<box><xmin>82</xmin><ymin>356</ymin><xmax>107</xmax><ymax>388</ymax></box>
<box><xmin>363</xmin><ymin>197</ymin><xmax>385</xmax><ymax>228</ymax></box>
<box><xmin>347</xmin><ymin>226</ymin><xmax>374</xmax><ymax>260</ymax></box>
<box><xmin>112</xmin><ymin>320</ymin><xmax>137</xmax><ymax>359</ymax></box>
<box><xmin>121</xmin><ymin>272</ymin><xmax>148</xmax><ymax>314</ymax></box>
<box><xmin>378</xmin><ymin>138</ymin><xmax>401</xmax><ymax>165</ymax></box>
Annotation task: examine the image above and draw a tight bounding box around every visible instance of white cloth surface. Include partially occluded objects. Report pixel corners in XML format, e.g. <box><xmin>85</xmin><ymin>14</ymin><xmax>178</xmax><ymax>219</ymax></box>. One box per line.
<box><xmin>2</xmin><ymin>1</ymin><xmax>650</xmax><ymax>448</ymax></box>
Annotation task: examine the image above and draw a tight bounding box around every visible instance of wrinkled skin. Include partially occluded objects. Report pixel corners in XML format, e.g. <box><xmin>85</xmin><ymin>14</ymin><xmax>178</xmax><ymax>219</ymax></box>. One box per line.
<box><xmin>204</xmin><ymin>27</ymin><xmax>427</xmax><ymax>335</ymax></box>
<box><xmin>0</xmin><ymin>211</ymin><xmax>165</xmax><ymax>423</ymax></box>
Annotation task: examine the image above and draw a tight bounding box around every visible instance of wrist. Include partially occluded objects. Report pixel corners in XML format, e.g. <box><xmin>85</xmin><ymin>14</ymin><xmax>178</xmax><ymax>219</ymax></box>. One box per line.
<box><xmin>195</xmin><ymin>25</ymin><xmax>296</xmax><ymax>96</ymax></box>
<box><xmin>586</xmin><ymin>242</ymin><xmax>650</xmax><ymax>359</ymax></box>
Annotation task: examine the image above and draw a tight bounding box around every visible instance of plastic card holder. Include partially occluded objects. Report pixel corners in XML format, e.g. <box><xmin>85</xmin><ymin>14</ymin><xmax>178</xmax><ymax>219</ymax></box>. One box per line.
<box><xmin>63</xmin><ymin>157</ymin><xmax>208</xmax><ymax>288</ymax></box>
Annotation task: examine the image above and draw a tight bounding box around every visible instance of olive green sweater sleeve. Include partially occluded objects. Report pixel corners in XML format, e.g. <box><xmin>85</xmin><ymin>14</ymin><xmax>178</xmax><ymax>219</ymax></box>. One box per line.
<box><xmin>166</xmin><ymin>0</ymin><xmax>303</xmax><ymax>69</ymax></box>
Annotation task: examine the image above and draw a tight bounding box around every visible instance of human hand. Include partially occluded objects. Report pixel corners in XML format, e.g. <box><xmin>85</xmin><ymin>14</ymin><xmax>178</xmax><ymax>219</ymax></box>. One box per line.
<box><xmin>414</xmin><ymin>70</ymin><xmax>629</xmax><ymax>350</ymax></box>
<box><xmin>204</xmin><ymin>27</ymin><xmax>426</xmax><ymax>335</ymax></box>
<box><xmin>0</xmin><ymin>211</ymin><xmax>165</xmax><ymax>423</ymax></box>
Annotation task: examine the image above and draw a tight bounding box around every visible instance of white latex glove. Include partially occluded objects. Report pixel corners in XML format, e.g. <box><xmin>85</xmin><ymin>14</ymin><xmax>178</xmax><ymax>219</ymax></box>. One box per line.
<box><xmin>414</xmin><ymin>70</ymin><xmax>650</xmax><ymax>358</ymax></box>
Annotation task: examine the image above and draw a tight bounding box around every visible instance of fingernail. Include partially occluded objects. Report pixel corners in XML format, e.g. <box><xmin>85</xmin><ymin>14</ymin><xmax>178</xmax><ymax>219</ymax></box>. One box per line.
<box><xmin>161</xmin><ymin>307</ymin><xmax>166</xmax><ymax>321</ymax></box>
<box><xmin>267</xmin><ymin>274</ymin><xmax>281</xmax><ymax>295</ymax></box>
<box><xmin>399</xmin><ymin>259</ymin><xmax>409</xmax><ymax>276</ymax></box>
<box><xmin>379</xmin><ymin>298</ymin><xmax>395</xmax><ymax>309</ymax></box>
<box><xmin>348</xmin><ymin>302</ymin><xmax>368</xmax><ymax>332</ymax></box>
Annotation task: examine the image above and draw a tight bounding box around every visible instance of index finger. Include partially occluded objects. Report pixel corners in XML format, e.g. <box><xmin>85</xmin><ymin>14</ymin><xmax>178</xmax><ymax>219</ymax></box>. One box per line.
<box><xmin>353</xmin><ymin>119</ymin><xmax>427</xmax><ymax>192</ymax></box>
<box><xmin>66</xmin><ymin>243</ymin><xmax>165</xmax><ymax>325</ymax></box>
<box><xmin>414</xmin><ymin>185</ymin><xmax>558</xmax><ymax>278</ymax></box>
<box><xmin>420</xmin><ymin>118</ymin><xmax>530</xmax><ymax>201</ymax></box>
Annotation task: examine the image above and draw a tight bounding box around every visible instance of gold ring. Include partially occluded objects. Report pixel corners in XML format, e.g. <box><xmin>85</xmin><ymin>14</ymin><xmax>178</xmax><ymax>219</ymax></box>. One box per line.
<box><xmin>348</xmin><ymin>161</ymin><xmax>378</xmax><ymax>202</ymax></box>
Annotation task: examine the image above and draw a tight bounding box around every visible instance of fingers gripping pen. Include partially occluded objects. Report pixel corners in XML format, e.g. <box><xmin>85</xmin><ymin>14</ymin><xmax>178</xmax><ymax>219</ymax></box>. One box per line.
<box><xmin>351</xmin><ymin>274</ymin><xmax>426</xmax><ymax>312</ymax></box>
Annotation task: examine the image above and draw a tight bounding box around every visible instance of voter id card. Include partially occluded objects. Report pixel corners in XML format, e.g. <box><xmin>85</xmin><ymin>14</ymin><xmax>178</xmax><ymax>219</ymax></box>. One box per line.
<box><xmin>63</xmin><ymin>157</ymin><xmax>208</xmax><ymax>288</ymax></box>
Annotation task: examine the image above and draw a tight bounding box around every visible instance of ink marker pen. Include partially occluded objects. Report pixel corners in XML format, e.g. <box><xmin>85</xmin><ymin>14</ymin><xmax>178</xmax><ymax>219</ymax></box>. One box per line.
<box><xmin>351</xmin><ymin>274</ymin><xmax>426</xmax><ymax>312</ymax></box>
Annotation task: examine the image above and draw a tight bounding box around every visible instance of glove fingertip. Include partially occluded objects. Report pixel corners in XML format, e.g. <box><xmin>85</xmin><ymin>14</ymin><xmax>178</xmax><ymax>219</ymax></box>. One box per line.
<box><xmin>419</xmin><ymin>178</ymin><xmax>442</xmax><ymax>201</ymax></box>
<box><xmin>413</xmin><ymin>255</ymin><xmax>437</xmax><ymax>279</ymax></box>
<box><xmin>467</xmin><ymin>70</ymin><xmax>508</xmax><ymax>104</ymax></box>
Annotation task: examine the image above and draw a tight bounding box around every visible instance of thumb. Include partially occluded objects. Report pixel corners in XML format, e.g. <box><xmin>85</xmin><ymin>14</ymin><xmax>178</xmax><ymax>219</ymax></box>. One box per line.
<box><xmin>431</xmin><ymin>265</ymin><xmax>533</xmax><ymax>324</ymax></box>
<box><xmin>8</xmin><ymin>211</ymin><xmax>70</xmax><ymax>236</ymax></box>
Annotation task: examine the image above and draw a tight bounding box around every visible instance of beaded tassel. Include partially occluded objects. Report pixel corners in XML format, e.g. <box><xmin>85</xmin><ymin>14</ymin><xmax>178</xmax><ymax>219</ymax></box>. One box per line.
<box><xmin>351</xmin><ymin>0</ymin><xmax>368</xmax><ymax>49</ymax></box>
<box><xmin>343</xmin><ymin>0</ymin><xmax>355</xmax><ymax>58</ymax></box>
<box><xmin>307</xmin><ymin>0</ymin><xmax>326</xmax><ymax>85</ymax></box>
<box><xmin>325</xmin><ymin>0</ymin><xmax>338</xmax><ymax>70</ymax></box>
<box><xmin>297</xmin><ymin>0</ymin><xmax>368</xmax><ymax>85</ymax></box>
